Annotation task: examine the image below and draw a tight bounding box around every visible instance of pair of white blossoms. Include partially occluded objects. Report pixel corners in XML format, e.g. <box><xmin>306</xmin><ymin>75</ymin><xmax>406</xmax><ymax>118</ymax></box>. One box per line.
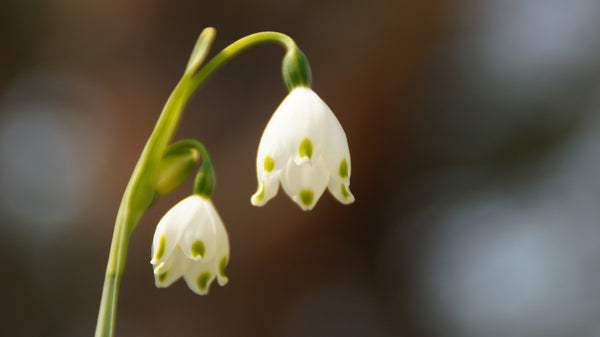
<box><xmin>151</xmin><ymin>87</ymin><xmax>354</xmax><ymax>294</ymax></box>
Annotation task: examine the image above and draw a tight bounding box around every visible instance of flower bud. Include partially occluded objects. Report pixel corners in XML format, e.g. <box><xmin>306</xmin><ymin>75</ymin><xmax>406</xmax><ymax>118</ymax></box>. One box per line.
<box><xmin>155</xmin><ymin>148</ymin><xmax>199</xmax><ymax>196</ymax></box>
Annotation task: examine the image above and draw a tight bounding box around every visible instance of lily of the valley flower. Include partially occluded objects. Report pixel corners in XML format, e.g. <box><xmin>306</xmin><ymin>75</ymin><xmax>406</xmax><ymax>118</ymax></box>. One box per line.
<box><xmin>251</xmin><ymin>86</ymin><xmax>354</xmax><ymax>211</ymax></box>
<box><xmin>150</xmin><ymin>195</ymin><xmax>229</xmax><ymax>295</ymax></box>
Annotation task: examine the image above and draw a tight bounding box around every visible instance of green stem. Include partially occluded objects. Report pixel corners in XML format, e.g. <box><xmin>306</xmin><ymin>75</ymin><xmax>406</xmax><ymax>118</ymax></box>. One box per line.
<box><xmin>190</xmin><ymin>31</ymin><xmax>296</xmax><ymax>92</ymax></box>
<box><xmin>94</xmin><ymin>29</ymin><xmax>299</xmax><ymax>337</ymax></box>
<box><xmin>165</xmin><ymin>139</ymin><xmax>212</xmax><ymax>162</ymax></box>
<box><xmin>95</xmin><ymin>79</ymin><xmax>193</xmax><ymax>337</ymax></box>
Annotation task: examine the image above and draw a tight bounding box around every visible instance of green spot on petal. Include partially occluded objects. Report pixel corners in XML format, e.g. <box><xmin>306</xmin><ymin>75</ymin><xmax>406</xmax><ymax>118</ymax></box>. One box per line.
<box><xmin>191</xmin><ymin>240</ymin><xmax>205</xmax><ymax>258</ymax></box>
<box><xmin>158</xmin><ymin>272</ymin><xmax>168</xmax><ymax>283</ymax></box>
<box><xmin>300</xmin><ymin>189</ymin><xmax>314</xmax><ymax>206</ymax></box>
<box><xmin>264</xmin><ymin>156</ymin><xmax>274</xmax><ymax>172</ymax></box>
<box><xmin>339</xmin><ymin>159</ymin><xmax>348</xmax><ymax>178</ymax></box>
<box><xmin>156</xmin><ymin>235</ymin><xmax>166</xmax><ymax>260</ymax></box>
<box><xmin>341</xmin><ymin>184</ymin><xmax>350</xmax><ymax>199</ymax></box>
<box><xmin>299</xmin><ymin>138</ymin><xmax>313</xmax><ymax>159</ymax></box>
<box><xmin>197</xmin><ymin>272</ymin><xmax>211</xmax><ymax>291</ymax></box>
<box><xmin>219</xmin><ymin>257</ymin><xmax>228</xmax><ymax>277</ymax></box>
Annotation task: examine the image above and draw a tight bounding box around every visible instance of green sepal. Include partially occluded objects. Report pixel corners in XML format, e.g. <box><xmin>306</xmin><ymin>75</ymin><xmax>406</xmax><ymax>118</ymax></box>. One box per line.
<box><xmin>155</xmin><ymin>147</ymin><xmax>199</xmax><ymax>196</ymax></box>
<box><xmin>281</xmin><ymin>47</ymin><xmax>312</xmax><ymax>91</ymax></box>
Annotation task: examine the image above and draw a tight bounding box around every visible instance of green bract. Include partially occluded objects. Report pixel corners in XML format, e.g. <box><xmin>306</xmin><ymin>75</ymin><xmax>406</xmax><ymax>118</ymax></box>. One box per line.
<box><xmin>155</xmin><ymin>147</ymin><xmax>199</xmax><ymax>196</ymax></box>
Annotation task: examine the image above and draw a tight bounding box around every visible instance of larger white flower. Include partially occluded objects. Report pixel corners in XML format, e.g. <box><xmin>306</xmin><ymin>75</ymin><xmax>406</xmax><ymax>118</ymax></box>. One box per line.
<box><xmin>251</xmin><ymin>86</ymin><xmax>354</xmax><ymax>210</ymax></box>
<box><xmin>150</xmin><ymin>195</ymin><xmax>229</xmax><ymax>295</ymax></box>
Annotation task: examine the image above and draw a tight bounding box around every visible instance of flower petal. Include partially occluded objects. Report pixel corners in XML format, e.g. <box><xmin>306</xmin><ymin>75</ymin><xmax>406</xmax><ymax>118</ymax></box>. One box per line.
<box><xmin>281</xmin><ymin>158</ymin><xmax>329</xmax><ymax>211</ymax></box>
<box><xmin>320</xmin><ymin>106</ymin><xmax>351</xmax><ymax>184</ymax></box>
<box><xmin>265</xmin><ymin>88</ymin><xmax>329</xmax><ymax>163</ymax></box>
<box><xmin>178</xmin><ymin>198</ymin><xmax>216</xmax><ymax>262</ymax></box>
<box><xmin>327</xmin><ymin>177</ymin><xmax>355</xmax><ymax>205</ymax></box>
<box><xmin>151</xmin><ymin>196</ymin><xmax>201</xmax><ymax>264</ymax></box>
<box><xmin>256</xmin><ymin>121</ymin><xmax>288</xmax><ymax>175</ymax></box>
<box><xmin>206</xmin><ymin>201</ymin><xmax>230</xmax><ymax>286</ymax></box>
<box><xmin>251</xmin><ymin>173</ymin><xmax>280</xmax><ymax>206</ymax></box>
<box><xmin>256</xmin><ymin>89</ymin><xmax>307</xmax><ymax>175</ymax></box>
<box><xmin>153</xmin><ymin>249</ymin><xmax>188</xmax><ymax>288</ymax></box>
<box><xmin>183</xmin><ymin>261</ymin><xmax>217</xmax><ymax>295</ymax></box>
<box><xmin>285</xmin><ymin>88</ymin><xmax>331</xmax><ymax>164</ymax></box>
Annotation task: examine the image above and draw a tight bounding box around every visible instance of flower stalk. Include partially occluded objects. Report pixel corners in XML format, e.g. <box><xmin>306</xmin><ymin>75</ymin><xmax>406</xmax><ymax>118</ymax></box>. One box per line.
<box><xmin>95</xmin><ymin>28</ymin><xmax>310</xmax><ymax>337</ymax></box>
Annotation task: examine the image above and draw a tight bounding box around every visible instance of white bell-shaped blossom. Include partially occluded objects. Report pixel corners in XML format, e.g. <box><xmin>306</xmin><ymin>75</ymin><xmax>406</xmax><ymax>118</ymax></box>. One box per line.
<box><xmin>150</xmin><ymin>195</ymin><xmax>229</xmax><ymax>295</ymax></box>
<box><xmin>251</xmin><ymin>86</ymin><xmax>354</xmax><ymax>210</ymax></box>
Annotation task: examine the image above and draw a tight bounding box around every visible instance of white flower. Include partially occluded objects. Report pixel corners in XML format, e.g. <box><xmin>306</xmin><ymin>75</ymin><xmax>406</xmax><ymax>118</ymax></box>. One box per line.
<box><xmin>251</xmin><ymin>86</ymin><xmax>354</xmax><ymax>211</ymax></box>
<box><xmin>150</xmin><ymin>195</ymin><xmax>229</xmax><ymax>295</ymax></box>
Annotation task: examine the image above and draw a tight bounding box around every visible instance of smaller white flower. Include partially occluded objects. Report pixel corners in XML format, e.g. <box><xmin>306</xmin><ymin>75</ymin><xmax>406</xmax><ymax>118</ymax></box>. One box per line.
<box><xmin>251</xmin><ymin>86</ymin><xmax>354</xmax><ymax>210</ymax></box>
<box><xmin>150</xmin><ymin>195</ymin><xmax>229</xmax><ymax>295</ymax></box>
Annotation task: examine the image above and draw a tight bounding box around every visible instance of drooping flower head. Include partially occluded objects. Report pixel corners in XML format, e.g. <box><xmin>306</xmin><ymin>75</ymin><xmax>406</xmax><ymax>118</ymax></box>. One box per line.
<box><xmin>251</xmin><ymin>87</ymin><xmax>354</xmax><ymax>210</ymax></box>
<box><xmin>150</xmin><ymin>195</ymin><xmax>229</xmax><ymax>295</ymax></box>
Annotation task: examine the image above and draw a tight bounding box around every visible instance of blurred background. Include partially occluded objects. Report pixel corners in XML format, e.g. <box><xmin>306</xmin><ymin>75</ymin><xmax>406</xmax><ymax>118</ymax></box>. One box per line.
<box><xmin>2</xmin><ymin>0</ymin><xmax>600</xmax><ymax>336</ymax></box>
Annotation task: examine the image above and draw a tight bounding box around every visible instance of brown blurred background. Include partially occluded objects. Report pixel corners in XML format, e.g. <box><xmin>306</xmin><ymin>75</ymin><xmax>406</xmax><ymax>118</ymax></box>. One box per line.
<box><xmin>2</xmin><ymin>0</ymin><xmax>600</xmax><ymax>336</ymax></box>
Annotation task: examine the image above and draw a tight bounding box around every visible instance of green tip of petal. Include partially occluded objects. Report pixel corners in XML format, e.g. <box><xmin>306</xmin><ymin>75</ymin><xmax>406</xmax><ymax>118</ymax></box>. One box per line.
<box><xmin>254</xmin><ymin>181</ymin><xmax>265</xmax><ymax>202</ymax></box>
<box><xmin>198</xmin><ymin>272</ymin><xmax>211</xmax><ymax>291</ymax></box>
<box><xmin>219</xmin><ymin>257</ymin><xmax>228</xmax><ymax>277</ymax></box>
<box><xmin>339</xmin><ymin>159</ymin><xmax>348</xmax><ymax>178</ymax></box>
<box><xmin>156</xmin><ymin>235</ymin><xmax>166</xmax><ymax>260</ymax></box>
<box><xmin>341</xmin><ymin>184</ymin><xmax>350</xmax><ymax>199</ymax></box>
<box><xmin>299</xmin><ymin>138</ymin><xmax>313</xmax><ymax>159</ymax></box>
<box><xmin>300</xmin><ymin>189</ymin><xmax>314</xmax><ymax>206</ymax></box>
<box><xmin>191</xmin><ymin>240</ymin><xmax>206</xmax><ymax>258</ymax></box>
<box><xmin>158</xmin><ymin>272</ymin><xmax>168</xmax><ymax>283</ymax></box>
<box><xmin>264</xmin><ymin>156</ymin><xmax>275</xmax><ymax>172</ymax></box>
